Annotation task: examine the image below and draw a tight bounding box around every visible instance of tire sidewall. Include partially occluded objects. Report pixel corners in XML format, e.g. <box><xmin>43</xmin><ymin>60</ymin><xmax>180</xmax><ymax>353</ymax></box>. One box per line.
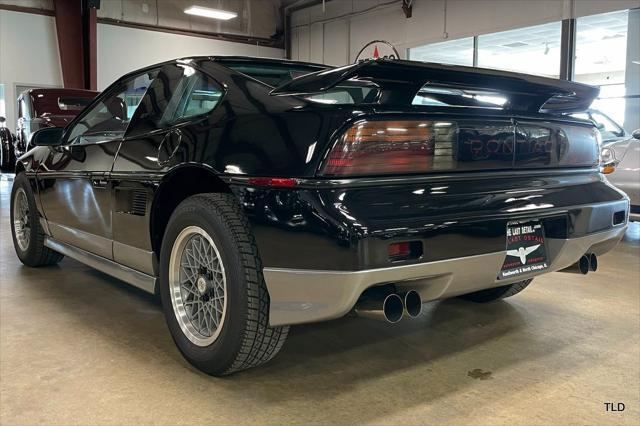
<box><xmin>159</xmin><ymin>196</ymin><xmax>248</xmax><ymax>374</ymax></box>
<box><xmin>10</xmin><ymin>174</ymin><xmax>40</xmax><ymax>263</ymax></box>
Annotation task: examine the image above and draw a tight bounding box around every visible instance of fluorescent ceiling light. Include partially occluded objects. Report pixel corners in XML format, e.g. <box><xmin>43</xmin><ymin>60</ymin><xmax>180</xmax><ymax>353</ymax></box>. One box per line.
<box><xmin>184</xmin><ymin>6</ymin><xmax>237</xmax><ymax>20</ymax></box>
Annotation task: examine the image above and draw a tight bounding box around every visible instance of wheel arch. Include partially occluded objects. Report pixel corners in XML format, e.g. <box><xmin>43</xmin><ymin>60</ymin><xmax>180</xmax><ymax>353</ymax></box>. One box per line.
<box><xmin>150</xmin><ymin>165</ymin><xmax>232</xmax><ymax>261</ymax></box>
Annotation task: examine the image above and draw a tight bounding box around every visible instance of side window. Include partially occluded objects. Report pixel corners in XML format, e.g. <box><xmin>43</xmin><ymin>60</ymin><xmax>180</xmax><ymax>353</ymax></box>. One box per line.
<box><xmin>127</xmin><ymin>64</ymin><xmax>223</xmax><ymax>136</ymax></box>
<box><xmin>170</xmin><ymin>72</ymin><xmax>222</xmax><ymax>122</ymax></box>
<box><xmin>65</xmin><ymin>70</ymin><xmax>157</xmax><ymax>145</ymax></box>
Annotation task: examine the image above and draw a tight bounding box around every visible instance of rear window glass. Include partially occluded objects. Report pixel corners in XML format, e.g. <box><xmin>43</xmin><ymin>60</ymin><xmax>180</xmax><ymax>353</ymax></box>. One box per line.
<box><xmin>219</xmin><ymin>60</ymin><xmax>387</xmax><ymax>105</ymax></box>
<box><xmin>306</xmin><ymin>85</ymin><xmax>378</xmax><ymax>105</ymax></box>
<box><xmin>412</xmin><ymin>85</ymin><xmax>507</xmax><ymax>108</ymax></box>
<box><xmin>222</xmin><ymin>63</ymin><xmax>324</xmax><ymax>87</ymax></box>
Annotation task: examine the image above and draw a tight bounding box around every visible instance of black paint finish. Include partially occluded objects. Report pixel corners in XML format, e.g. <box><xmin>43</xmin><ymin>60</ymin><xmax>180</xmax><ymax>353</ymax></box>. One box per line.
<box><xmin>234</xmin><ymin>171</ymin><xmax>627</xmax><ymax>270</ymax></box>
<box><xmin>14</xmin><ymin>56</ymin><xmax>628</xmax><ymax>277</ymax></box>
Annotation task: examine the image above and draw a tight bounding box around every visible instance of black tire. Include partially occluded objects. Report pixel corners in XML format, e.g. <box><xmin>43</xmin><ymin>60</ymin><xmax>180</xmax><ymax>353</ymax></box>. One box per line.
<box><xmin>10</xmin><ymin>173</ymin><xmax>64</xmax><ymax>266</ymax></box>
<box><xmin>459</xmin><ymin>279</ymin><xmax>532</xmax><ymax>303</ymax></box>
<box><xmin>159</xmin><ymin>193</ymin><xmax>288</xmax><ymax>376</ymax></box>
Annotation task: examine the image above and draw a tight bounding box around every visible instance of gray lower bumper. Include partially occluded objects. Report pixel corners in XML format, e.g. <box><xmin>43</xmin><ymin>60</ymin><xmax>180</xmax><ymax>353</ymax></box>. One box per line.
<box><xmin>263</xmin><ymin>226</ymin><xmax>627</xmax><ymax>326</ymax></box>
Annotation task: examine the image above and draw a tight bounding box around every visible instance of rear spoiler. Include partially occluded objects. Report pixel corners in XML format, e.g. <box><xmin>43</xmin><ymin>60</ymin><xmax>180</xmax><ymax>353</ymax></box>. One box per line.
<box><xmin>270</xmin><ymin>59</ymin><xmax>599</xmax><ymax>114</ymax></box>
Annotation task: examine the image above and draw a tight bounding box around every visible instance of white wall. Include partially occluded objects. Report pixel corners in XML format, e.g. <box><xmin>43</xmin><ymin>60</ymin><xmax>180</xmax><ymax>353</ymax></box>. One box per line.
<box><xmin>0</xmin><ymin>10</ymin><xmax>63</xmax><ymax>132</ymax></box>
<box><xmin>97</xmin><ymin>24</ymin><xmax>285</xmax><ymax>90</ymax></box>
<box><xmin>0</xmin><ymin>13</ymin><xmax>284</xmax><ymax>131</ymax></box>
<box><xmin>290</xmin><ymin>0</ymin><xmax>640</xmax><ymax>64</ymax></box>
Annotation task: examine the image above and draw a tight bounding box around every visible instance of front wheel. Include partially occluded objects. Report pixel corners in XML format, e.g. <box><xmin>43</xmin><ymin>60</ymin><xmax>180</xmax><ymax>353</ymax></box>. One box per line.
<box><xmin>159</xmin><ymin>193</ymin><xmax>288</xmax><ymax>376</ymax></box>
<box><xmin>10</xmin><ymin>173</ymin><xmax>63</xmax><ymax>266</ymax></box>
<box><xmin>458</xmin><ymin>279</ymin><xmax>533</xmax><ymax>303</ymax></box>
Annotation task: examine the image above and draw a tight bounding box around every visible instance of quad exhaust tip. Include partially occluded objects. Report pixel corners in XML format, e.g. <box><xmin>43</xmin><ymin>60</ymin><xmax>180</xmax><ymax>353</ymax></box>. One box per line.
<box><xmin>355</xmin><ymin>290</ymin><xmax>423</xmax><ymax>323</ymax></box>
<box><xmin>402</xmin><ymin>290</ymin><xmax>423</xmax><ymax>318</ymax></box>
<box><xmin>355</xmin><ymin>293</ymin><xmax>404</xmax><ymax>323</ymax></box>
<box><xmin>589</xmin><ymin>253</ymin><xmax>598</xmax><ymax>272</ymax></box>
<box><xmin>559</xmin><ymin>253</ymin><xmax>597</xmax><ymax>275</ymax></box>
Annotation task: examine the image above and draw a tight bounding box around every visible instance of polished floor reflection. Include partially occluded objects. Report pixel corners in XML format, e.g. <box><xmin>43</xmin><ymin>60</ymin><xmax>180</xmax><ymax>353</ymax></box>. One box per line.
<box><xmin>0</xmin><ymin>175</ymin><xmax>638</xmax><ymax>424</ymax></box>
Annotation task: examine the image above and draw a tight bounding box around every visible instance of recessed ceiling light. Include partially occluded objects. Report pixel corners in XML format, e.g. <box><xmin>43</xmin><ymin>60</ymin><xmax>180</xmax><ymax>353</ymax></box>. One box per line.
<box><xmin>184</xmin><ymin>5</ymin><xmax>237</xmax><ymax>20</ymax></box>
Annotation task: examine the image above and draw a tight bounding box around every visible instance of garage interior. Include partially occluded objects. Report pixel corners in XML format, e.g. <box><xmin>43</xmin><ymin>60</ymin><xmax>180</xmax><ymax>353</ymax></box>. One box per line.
<box><xmin>1</xmin><ymin>0</ymin><xmax>639</xmax><ymax>424</ymax></box>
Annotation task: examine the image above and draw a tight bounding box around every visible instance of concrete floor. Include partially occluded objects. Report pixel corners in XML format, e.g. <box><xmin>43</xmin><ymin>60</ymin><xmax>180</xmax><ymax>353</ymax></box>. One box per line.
<box><xmin>0</xmin><ymin>174</ymin><xmax>639</xmax><ymax>425</ymax></box>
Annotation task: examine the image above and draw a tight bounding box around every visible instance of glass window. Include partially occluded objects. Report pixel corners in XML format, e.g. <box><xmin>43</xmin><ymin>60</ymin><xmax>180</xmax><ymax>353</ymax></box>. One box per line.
<box><xmin>127</xmin><ymin>64</ymin><xmax>223</xmax><ymax>135</ymax></box>
<box><xmin>408</xmin><ymin>37</ymin><xmax>474</xmax><ymax>66</ymax></box>
<box><xmin>66</xmin><ymin>71</ymin><xmax>157</xmax><ymax>145</ymax></box>
<box><xmin>161</xmin><ymin>67</ymin><xmax>222</xmax><ymax>124</ymax></box>
<box><xmin>477</xmin><ymin>22</ymin><xmax>562</xmax><ymax>77</ymax></box>
<box><xmin>58</xmin><ymin>97</ymin><xmax>93</xmax><ymax>111</ymax></box>
<box><xmin>306</xmin><ymin>85</ymin><xmax>378</xmax><ymax>104</ymax></box>
<box><xmin>218</xmin><ymin>61</ymin><xmax>325</xmax><ymax>87</ymax></box>
<box><xmin>575</xmin><ymin>9</ymin><xmax>636</xmax><ymax>131</ymax></box>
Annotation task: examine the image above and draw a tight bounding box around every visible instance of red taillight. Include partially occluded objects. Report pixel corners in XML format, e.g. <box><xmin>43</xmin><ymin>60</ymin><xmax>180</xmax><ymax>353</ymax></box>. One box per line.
<box><xmin>388</xmin><ymin>241</ymin><xmax>423</xmax><ymax>262</ymax></box>
<box><xmin>321</xmin><ymin>120</ymin><xmax>438</xmax><ymax>176</ymax></box>
<box><xmin>388</xmin><ymin>242</ymin><xmax>411</xmax><ymax>259</ymax></box>
<box><xmin>247</xmin><ymin>177</ymin><xmax>298</xmax><ymax>188</ymax></box>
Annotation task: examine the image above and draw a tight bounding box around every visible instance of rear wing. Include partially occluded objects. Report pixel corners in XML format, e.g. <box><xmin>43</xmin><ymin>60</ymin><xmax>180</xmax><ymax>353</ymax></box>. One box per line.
<box><xmin>270</xmin><ymin>59</ymin><xmax>599</xmax><ymax>114</ymax></box>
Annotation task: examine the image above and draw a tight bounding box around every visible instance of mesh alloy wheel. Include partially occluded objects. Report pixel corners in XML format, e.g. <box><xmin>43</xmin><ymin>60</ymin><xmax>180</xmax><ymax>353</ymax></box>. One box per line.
<box><xmin>159</xmin><ymin>193</ymin><xmax>289</xmax><ymax>375</ymax></box>
<box><xmin>12</xmin><ymin>187</ymin><xmax>31</xmax><ymax>252</ymax></box>
<box><xmin>168</xmin><ymin>226</ymin><xmax>227</xmax><ymax>347</ymax></box>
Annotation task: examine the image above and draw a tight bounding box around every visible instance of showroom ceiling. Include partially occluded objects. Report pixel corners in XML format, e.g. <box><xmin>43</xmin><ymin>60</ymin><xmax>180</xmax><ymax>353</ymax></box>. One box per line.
<box><xmin>0</xmin><ymin>0</ymin><xmax>284</xmax><ymax>41</ymax></box>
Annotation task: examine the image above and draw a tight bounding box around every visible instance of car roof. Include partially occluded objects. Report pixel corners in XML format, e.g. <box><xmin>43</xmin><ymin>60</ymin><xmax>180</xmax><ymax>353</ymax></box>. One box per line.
<box><xmin>114</xmin><ymin>56</ymin><xmax>331</xmax><ymax>84</ymax></box>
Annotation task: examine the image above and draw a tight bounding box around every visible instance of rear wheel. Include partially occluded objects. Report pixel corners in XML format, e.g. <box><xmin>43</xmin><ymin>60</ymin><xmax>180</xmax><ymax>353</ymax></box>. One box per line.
<box><xmin>10</xmin><ymin>173</ymin><xmax>63</xmax><ymax>266</ymax></box>
<box><xmin>159</xmin><ymin>193</ymin><xmax>288</xmax><ymax>376</ymax></box>
<box><xmin>459</xmin><ymin>279</ymin><xmax>532</xmax><ymax>303</ymax></box>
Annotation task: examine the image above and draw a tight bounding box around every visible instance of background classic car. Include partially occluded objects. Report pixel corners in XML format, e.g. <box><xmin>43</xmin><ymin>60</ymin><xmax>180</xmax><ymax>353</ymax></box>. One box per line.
<box><xmin>10</xmin><ymin>57</ymin><xmax>629</xmax><ymax>376</ymax></box>
<box><xmin>571</xmin><ymin>108</ymin><xmax>629</xmax><ymax>145</ymax></box>
<box><xmin>14</xmin><ymin>88</ymin><xmax>99</xmax><ymax>159</ymax></box>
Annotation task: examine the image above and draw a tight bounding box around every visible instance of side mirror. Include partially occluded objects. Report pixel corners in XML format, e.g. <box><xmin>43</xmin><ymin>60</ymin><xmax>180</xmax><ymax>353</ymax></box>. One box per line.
<box><xmin>632</xmin><ymin>129</ymin><xmax>640</xmax><ymax>140</ymax></box>
<box><xmin>32</xmin><ymin>127</ymin><xmax>64</xmax><ymax>147</ymax></box>
<box><xmin>0</xmin><ymin>116</ymin><xmax>5</xmax><ymax>123</ymax></box>
<box><xmin>600</xmin><ymin>147</ymin><xmax>619</xmax><ymax>175</ymax></box>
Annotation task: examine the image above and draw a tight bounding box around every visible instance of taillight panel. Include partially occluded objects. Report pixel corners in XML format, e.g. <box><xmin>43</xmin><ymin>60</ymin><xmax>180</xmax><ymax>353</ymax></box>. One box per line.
<box><xmin>323</xmin><ymin>120</ymin><xmax>437</xmax><ymax>176</ymax></box>
<box><xmin>319</xmin><ymin>119</ymin><xmax>599</xmax><ymax>177</ymax></box>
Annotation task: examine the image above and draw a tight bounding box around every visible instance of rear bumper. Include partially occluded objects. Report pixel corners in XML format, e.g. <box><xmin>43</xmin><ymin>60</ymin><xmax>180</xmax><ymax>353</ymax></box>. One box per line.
<box><xmin>264</xmin><ymin>225</ymin><xmax>626</xmax><ymax>326</ymax></box>
<box><xmin>229</xmin><ymin>170</ymin><xmax>630</xmax><ymax>326</ymax></box>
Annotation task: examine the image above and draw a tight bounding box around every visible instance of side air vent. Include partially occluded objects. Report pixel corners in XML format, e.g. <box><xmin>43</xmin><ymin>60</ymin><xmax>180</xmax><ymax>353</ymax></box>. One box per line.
<box><xmin>131</xmin><ymin>190</ymin><xmax>147</xmax><ymax>216</ymax></box>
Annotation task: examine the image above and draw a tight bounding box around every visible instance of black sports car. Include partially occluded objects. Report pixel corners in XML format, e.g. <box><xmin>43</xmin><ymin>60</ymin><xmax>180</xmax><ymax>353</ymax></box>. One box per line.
<box><xmin>10</xmin><ymin>57</ymin><xmax>629</xmax><ymax>375</ymax></box>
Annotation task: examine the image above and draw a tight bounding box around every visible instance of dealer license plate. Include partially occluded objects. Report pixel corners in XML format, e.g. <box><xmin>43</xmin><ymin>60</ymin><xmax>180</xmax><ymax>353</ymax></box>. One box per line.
<box><xmin>499</xmin><ymin>220</ymin><xmax>549</xmax><ymax>279</ymax></box>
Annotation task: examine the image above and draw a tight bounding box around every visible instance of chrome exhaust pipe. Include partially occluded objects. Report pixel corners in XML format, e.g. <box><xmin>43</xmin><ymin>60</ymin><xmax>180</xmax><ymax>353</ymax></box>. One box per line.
<box><xmin>559</xmin><ymin>254</ymin><xmax>590</xmax><ymax>275</ymax></box>
<box><xmin>588</xmin><ymin>253</ymin><xmax>598</xmax><ymax>272</ymax></box>
<box><xmin>401</xmin><ymin>290</ymin><xmax>422</xmax><ymax>318</ymax></box>
<box><xmin>355</xmin><ymin>293</ymin><xmax>404</xmax><ymax>323</ymax></box>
